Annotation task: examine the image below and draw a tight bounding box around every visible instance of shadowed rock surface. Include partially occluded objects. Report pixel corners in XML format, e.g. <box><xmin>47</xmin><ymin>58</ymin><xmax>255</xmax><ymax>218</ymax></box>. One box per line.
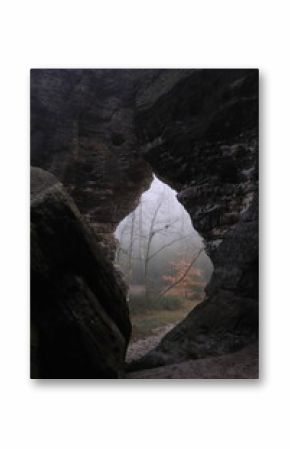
<box><xmin>31</xmin><ymin>69</ymin><xmax>259</xmax><ymax>377</ymax></box>
<box><xmin>31</xmin><ymin>167</ymin><xmax>131</xmax><ymax>378</ymax></box>
<box><xmin>129</xmin><ymin>69</ymin><xmax>259</xmax><ymax>371</ymax></box>
<box><xmin>31</xmin><ymin>69</ymin><xmax>154</xmax><ymax>259</ymax></box>
<box><xmin>127</xmin><ymin>344</ymin><xmax>258</xmax><ymax>379</ymax></box>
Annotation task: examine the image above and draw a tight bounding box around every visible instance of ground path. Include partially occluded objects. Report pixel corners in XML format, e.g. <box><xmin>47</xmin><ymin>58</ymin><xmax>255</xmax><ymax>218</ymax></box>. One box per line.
<box><xmin>126</xmin><ymin>322</ymin><xmax>176</xmax><ymax>363</ymax></box>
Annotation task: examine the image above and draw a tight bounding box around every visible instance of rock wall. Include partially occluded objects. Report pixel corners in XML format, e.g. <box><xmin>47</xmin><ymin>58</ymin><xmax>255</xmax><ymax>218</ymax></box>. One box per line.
<box><xmin>31</xmin><ymin>69</ymin><xmax>259</xmax><ymax>375</ymax></box>
<box><xmin>130</xmin><ymin>69</ymin><xmax>259</xmax><ymax>369</ymax></box>
<box><xmin>31</xmin><ymin>69</ymin><xmax>153</xmax><ymax>258</ymax></box>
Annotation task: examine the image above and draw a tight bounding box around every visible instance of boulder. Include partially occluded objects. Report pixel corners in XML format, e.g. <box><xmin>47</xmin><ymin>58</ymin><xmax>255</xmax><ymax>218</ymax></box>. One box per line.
<box><xmin>31</xmin><ymin>167</ymin><xmax>131</xmax><ymax>378</ymax></box>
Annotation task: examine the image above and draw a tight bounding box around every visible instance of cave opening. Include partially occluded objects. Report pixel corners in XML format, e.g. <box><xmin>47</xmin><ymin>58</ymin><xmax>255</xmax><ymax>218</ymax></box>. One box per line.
<box><xmin>114</xmin><ymin>174</ymin><xmax>213</xmax><ymax>362</ymax></box>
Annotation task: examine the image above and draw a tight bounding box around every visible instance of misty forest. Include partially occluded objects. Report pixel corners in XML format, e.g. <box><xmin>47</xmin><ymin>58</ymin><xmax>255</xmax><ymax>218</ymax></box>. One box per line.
<box><xmin>31</xmin><ymin>69</ymin><xmax>259</xmax><ymax>379</ymax></box>
<box><xmin>115</xmin><ymin>176</ymin><xmax>212</xmax><ymax>359</ymax></box>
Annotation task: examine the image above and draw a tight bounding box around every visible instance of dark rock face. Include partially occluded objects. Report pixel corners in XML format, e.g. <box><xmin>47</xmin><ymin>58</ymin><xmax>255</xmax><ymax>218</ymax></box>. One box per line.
<box><xmin>31</xmin><ymin>167</ymin><xmax>131</xmax><ymax>378</ymax></box>
<box><xmin>31</xmin><ymin>69</ymin><xmax>153</xmax><ymax>258</ymax></box>
<box><xmin>136</xmin><ymin>69</ymin><xmax>258</xmax><ymax>247</ymax></box>
<box><xmin>31</xmin><ymin>69</ymin><xmax>259</xmax><ymax>377</ymax></box>
<box><xmin>128</xmin><ymin>69</ymin><xmax>259</xmax><ymax>370</ymax></box>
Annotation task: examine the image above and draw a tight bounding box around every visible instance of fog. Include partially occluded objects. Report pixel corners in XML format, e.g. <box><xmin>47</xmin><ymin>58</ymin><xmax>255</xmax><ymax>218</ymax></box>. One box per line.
<box><xmin>115</xmin><ymin>176</ymin><xmax>213</xmax><ymax>302</ymax></box>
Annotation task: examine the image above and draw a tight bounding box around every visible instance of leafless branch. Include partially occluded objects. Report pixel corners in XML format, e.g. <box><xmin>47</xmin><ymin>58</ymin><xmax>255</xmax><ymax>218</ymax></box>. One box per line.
<box><xmin>148</xmin><ymin>235</ymin><xmax>192</xmax><ymax>261</ymax></box>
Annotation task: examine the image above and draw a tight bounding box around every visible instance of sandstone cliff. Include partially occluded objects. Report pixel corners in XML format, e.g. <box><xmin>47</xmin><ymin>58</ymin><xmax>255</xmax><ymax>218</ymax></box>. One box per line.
<box><xmin>31</xmin><ymin>69</ymin><xmax>258</xmax><ymax>377</ymax></box>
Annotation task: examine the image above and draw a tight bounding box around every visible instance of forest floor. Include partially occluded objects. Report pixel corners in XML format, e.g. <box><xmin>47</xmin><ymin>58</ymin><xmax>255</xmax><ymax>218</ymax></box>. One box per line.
<box><xmin>126</xmin><ymin>322</ymin><xmax>175</xmax><ymax>363</ymax></box>
<box><xmin>126</xmin><ymin>299</ymin><xmax>200</xmax><ymax>363</ymax></box>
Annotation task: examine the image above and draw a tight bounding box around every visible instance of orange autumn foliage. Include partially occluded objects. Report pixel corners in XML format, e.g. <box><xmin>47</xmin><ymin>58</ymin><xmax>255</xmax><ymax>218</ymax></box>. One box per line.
<box><xmin>162</xmin><ymin>259</ymin><xmax>205</xmax><ymax>299</ymax></box>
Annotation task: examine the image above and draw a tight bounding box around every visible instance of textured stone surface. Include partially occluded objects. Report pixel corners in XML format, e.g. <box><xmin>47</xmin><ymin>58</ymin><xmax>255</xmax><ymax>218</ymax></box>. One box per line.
<box><xmin>31</xmin><ymin>167</ymin><xmax>131</xmax><ymax>378</ymax></box>
<box><xmin>31</xmin><ymin>69</ymin><xmax>153</xmax><ymax>258</ymax></box>
<box><xmin>31</xmin><ymin>69</ymin><xmax>259</xmax><ymax>377</ymax></box>
<box><xmin>136</xmin><ymin>69</ymin><xmax>258</xmax><ymax>249</ymax></box>
<box><xmin>128</xmin><ymin>69</ymin><xmax>259</xmax><ymax>371</ymax></box>
<box><xmin>127</xmin><ymin>344</ymin><xmax>258</xmax><ymax>379</ymax></box>
<box><xmin>31</xmin><ymin>72</ymin><xmax>152</xmax><ymax>210</ymax></box>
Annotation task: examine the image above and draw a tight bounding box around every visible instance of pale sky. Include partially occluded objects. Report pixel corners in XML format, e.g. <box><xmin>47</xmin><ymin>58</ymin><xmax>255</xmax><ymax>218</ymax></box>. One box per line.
<box><xmin>116</xmin><ymin>175</ymin><xmax>205</xmax><ymax>259</ymax></box>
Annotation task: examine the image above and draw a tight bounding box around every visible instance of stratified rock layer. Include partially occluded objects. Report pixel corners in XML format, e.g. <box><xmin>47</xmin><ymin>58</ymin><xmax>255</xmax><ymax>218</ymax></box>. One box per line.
<box><xmin>31</xmin><ymin>69</ymin><xmax>153</xmax><ymax>258</ymax></box>
<box><xmin>31</xmin><ymin>167</ymin><xmax>131</xmax><ymax>378</ymax></box>
<box><xmin>129</xmin><ymin>69</ymin><xmax>259</xmax><ymax>371</ymax></box>
<box><xmin>31</xmin><ymin>69</ymin><xmax>259</xmax><ymax>377</ymax></box>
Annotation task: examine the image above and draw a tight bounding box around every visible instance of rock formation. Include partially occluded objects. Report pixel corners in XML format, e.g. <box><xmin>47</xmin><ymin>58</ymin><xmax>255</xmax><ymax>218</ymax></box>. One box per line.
<box><xmin>31</xmin><ymin>69</ymin><xmax>259</xmax><ymax>378</ymax></box>
<box><xmin>130</xmin><ymin>69</ymin><xmax>259</xmax><ymax>371</ymax></box>
<box><xmin>31</xmin><ymin>167</ymin><xmax>131</xmax><ymax>378</ymax></box>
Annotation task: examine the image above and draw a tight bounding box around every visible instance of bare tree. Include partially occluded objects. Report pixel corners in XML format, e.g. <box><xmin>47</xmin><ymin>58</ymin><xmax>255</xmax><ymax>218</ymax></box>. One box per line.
<box><xmin>143</xmin><ymin>201</ymin><xmax>184</xmax><ymax>301</ymax></box>
<box><xmin>115</xmin><ymin>178</ymin><xmax>204</xmax><ymax>303</ymax></box>
<box><xmin>144</xmin><ymin>201</ymin><xmax>162</xmax><ymax>300</ymax></box>
<box><xmin>126</xmin><ymin>211</ymin><xmax>136</xmax><ymax>285</ymax></box>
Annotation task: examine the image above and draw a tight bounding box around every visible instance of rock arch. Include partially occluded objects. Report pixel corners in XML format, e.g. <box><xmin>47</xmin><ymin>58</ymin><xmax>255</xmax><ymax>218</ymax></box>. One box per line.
<box><xmin>31</xmin><ymin>69</ymin><xmax>258</xmax><ymax>377</ymax></box>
